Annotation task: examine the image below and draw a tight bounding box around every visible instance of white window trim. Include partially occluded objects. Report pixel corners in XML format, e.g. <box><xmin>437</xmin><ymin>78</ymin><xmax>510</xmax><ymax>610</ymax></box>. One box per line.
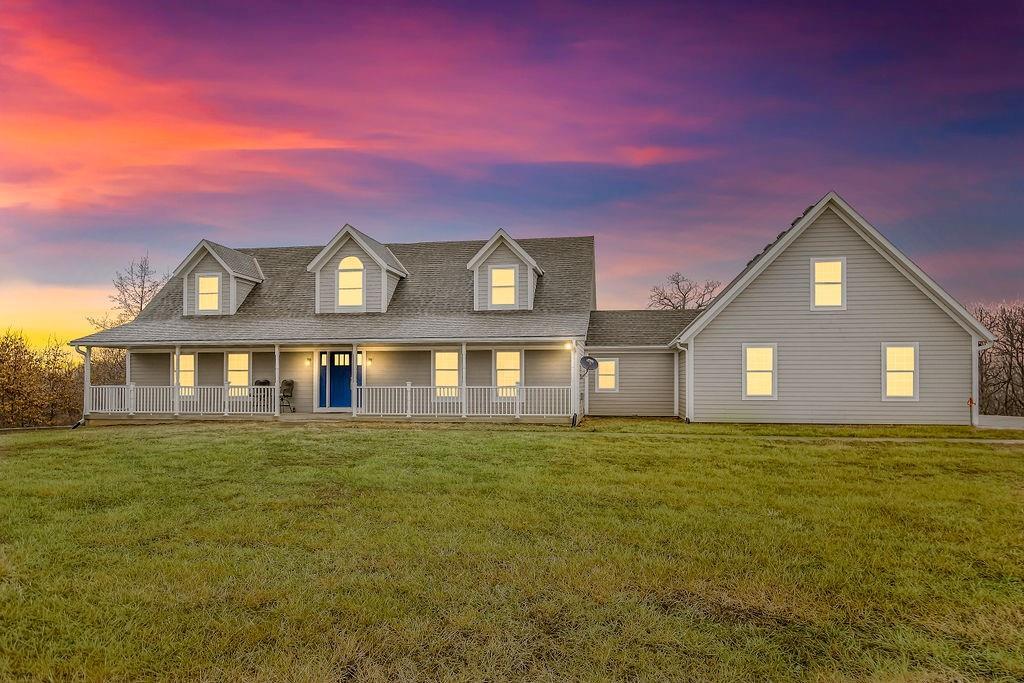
<box><xmin>488</xmin><ymin>264</ymin><xmax>519</xmax><ymax>310</ymax></box>
<box><xmin>336</xmin><ymin>257</ymin><xmax>366</xmax><ymax>312</ymax></box>
<box><xmin>741</xmin><ymin>343</ymin><xmax>778</xmax><ymax>400</ymax></box>
<box><xmin>595</xmin><ymin>357</ymin><xmax>619</xmax><ymax>393</ymax></box>
<box><xmin>431</xmin><ymin>349</ymin><xmax>461</xmax><ymax>400</ymax></box>
<box><xmin>809</xmin><ymin>256</ymin><xmax>847</xmax><ymax>311</ymax></box>
<box><xmin>195</xmin><ymin>272</ymin><xmax>222</xmax><ymax>315</ymax></box>
<box><xmin>881</xmin><ymin>342</ymin><xmax>920</xmax><ymax>401</ymax></box>
<box><xmin>491</xmin><ymin>348</ymin><xmax>524</xmax><ymax>401</ymax></box>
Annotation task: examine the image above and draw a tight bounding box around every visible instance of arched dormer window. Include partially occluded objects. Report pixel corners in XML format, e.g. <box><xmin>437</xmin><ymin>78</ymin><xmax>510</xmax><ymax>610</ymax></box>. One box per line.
<box><xmin>337</xmin><ymin>256</ymin><xmax>364</xmax><ymax>309</ymax></box>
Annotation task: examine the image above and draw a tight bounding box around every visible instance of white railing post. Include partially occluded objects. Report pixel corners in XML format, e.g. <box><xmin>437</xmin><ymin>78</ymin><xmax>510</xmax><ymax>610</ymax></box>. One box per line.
<box><xmin>406</xmin><ymin>381</ymin><xmax>412</xmax><ymax>418</ymax></box>
<box><xmin>460</xmin><ymin>342</ymin><xmax>467</xmax><ymax>418</ymax></box>
<box><xmin>128</xmin><ymin>383</ymin><xmax>135</xmax><ymax>415</ymax></box>
<box><xmin>223</xmin><ymin>384</ymin><xmax>229</xmax><ymax>415</ymax></box>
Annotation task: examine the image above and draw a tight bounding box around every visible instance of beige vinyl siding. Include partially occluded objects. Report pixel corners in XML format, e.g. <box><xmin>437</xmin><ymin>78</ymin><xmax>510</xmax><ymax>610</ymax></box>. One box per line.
<box><xmin>586</xmin><ymin>351</ymin><xmax>676</xmax><ymax>416</ymax></box>
<box><xmin>234</xmin><ymin>279</ymin><xmax>256</xmax><ymax>313</ymax></box>
<box><xmin>466</xmin><ymin>350</ymin><xmax>492</xmax><ymax>385</ymax></box>
<box><xmin>476</xmin><ymin>243</ymin><xmax>530</xmax><ymax>310</ymax></box>
<box><xmin>128</xmin><ymin>353</ymin><xmax>171</xmax><ymax>385</ymax></box>
<box><xmin>385</xmin><ymin>271</ymin><xmax>401</xmax><ymax>311</ymax></box>
<box><xmin>692</xmin><ymin>208</ymin><xmax>972</xmax><ymax>424</ymax></box>
<box><xmin>252</xmin><ymin>352</ymin><xmax>275</xmax><ymax>384</ymax></box>
<box><xmin>184</xmin><ymin>253</ymin><xmax>230</xmax><ymax>315</ymax></box>
<box><xmin>316</xmin><ymin>239</ymin><xmax>383</xmax><ymax>313</ymax></box>
<box><xmin>524</xmin><ymin>350</ymin><xmax>570</xmax><ymax>386</ymax></box>
<box><xmin>196</xmin><ymin>353</ymin><xmax>224</xmax><ymax>385</ymax></box>
<box><xmin>279</xmin><ymin>352</ymin><xmax>312</xmax><ymax>413</ymax></box>
<box><xmin>364</xmin><ymin>350</ymin><xmax>432</xmax><ymax>385</ymax></box>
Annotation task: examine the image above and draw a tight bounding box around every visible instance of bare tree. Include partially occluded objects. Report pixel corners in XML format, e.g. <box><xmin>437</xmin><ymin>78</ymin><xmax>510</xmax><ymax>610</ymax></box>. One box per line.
<box><xmin>974</xmin><ymin>301</ymin><xmax>1024</xmax><ymax>417</ymax></box>
<box><xmin>86</xmin><ymin>254</ymin><xmax>168</xmax><ymax>329</ymax></box>
<box><xmin>648</xmin><ymin>273</ymin><xmax>723</xmax><ymax>311</ymax></box>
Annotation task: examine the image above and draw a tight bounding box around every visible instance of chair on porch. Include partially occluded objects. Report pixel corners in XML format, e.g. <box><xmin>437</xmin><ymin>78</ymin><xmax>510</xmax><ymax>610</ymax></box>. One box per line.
<box><xmin>279</xmin><ymin>379</ymin><xmax>295</xmax><ymax>413</ymax></box>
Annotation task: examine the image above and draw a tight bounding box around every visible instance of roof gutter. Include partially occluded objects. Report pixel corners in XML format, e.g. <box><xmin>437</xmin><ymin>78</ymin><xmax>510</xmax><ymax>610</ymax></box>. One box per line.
<box><xmin>67</xmin><ymin>335</ymin><xmax>589</xmax><ymax>349</ymax></box>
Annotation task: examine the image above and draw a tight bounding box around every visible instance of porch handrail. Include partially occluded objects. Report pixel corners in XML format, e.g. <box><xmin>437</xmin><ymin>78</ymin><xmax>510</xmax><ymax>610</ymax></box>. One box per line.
<box><xmin>89</xmin><ymin>385</ymin><xmax>277</xmax><ymax>416</ymax></box>
<box><xmin>356</xmin><ymin>385</ymin><xmax>571</xmax><ymax>417</ymax></box>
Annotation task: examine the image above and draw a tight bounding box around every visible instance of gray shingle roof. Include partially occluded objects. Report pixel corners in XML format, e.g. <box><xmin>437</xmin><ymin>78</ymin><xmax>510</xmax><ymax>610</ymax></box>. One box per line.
<box><xmin>73</xmin><ymin>236</ymin><xmax>594</xmax><ymax>346</ymax></box>
<box><xmin>586</xmin><ymin>310</ymin><xmax>699</xmax><ymax>346</ymax></box>
<box><xmin>345</xmin><ymin>226</ymin><xmax>408</xmax><ymax>274</ymax></box>
<box><xmin>205</xmin><ymin>241</ymin><xmax>264</xmax><ymax>281</ymax></box>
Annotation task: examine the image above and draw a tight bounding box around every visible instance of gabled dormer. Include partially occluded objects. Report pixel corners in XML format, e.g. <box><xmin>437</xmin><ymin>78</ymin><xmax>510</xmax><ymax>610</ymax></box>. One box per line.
<box><xmin>173</xmin><ymin>240</ymin><xmax>264</xmax><ymax>316</ymax></box>
<box><xmin>467</xmin><ymin>229</ymin><xmax>544</xmax><ymax>311</ymax></box>
<box><xmin>306</xmin><ymin>224</ymin><xmax>409</xmax><ymax>313</ymax></box>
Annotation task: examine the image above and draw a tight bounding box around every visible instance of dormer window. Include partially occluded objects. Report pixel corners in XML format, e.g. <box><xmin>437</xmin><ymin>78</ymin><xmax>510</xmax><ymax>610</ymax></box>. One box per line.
<box><xmin>338</xmin><ymin>256</ymin><xmax>364</xmax><ymax>309</ymax></box>
<box><xmin>811</xmin><ymin>257</ymin><xmax>845</xmax><ymax>310</ymax></box>
<box><xmin>197</xmin><ymin>274</ymin><xmax>220</xmax><ymax>313</ymax></box>
<box><xmin>490</xmin><ymin>265</ymin><xmax>517</xmax><ymax>308</ymax></box>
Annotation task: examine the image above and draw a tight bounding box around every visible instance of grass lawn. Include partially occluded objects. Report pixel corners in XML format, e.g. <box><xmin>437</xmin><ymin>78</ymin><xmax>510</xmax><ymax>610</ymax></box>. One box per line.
<box><xmin>1</xmin><ymin>421</ymin><xmax>1022</xmax><ymax>681</ymax></box>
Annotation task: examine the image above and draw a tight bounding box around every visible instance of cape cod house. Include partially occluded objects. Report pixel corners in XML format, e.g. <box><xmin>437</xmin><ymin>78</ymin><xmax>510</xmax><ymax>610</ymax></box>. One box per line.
<box><xmin>72</xmin><ymin>192</ymin><xmax>994</xmax><ymax>425</ymax></box>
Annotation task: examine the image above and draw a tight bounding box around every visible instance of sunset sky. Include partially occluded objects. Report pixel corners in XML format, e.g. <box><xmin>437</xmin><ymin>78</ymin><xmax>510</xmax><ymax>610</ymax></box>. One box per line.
<box><xmin>2</xmin><ymin>0</ymin><xmax>1022</xmax><ymax>346</ymax></box>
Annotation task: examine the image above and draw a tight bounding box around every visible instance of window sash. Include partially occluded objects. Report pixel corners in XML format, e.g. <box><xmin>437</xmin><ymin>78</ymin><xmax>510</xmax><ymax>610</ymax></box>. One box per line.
<box><xmin>197</xmin><ymin>275</ymin><xmax>220</xmax><ymax>311</ymax></box>
<box><xmin>227</xmin><ymin>353</ymin><xmax>249</xmax><ymax>388</ymax></box>
<box><xmin>175</xmin><ymin>354</ymin><xmax>196</xmax><ymax>394</ymax></box>
<box><xmin>337</xmin><ymin>258</ymin><xmax>364</xmax><ymax>307</ymax></box>
<box><xmin>596</xmin><ymin>359</ymin><xmax>617</xmax><ymax>391</ymax></box>
<box><xmin>495</xmin><ymin>351</ymin><xmax>521</xmax><ymax>398</ymax></box>
<box><xmin>434</xmin><ymin>352</ymin><xmax>460</xmax><ymax>397</ymax></box>
<box><xmin>743</xmin><ymin>345</ymin><xmax>776</xmax><ymax>398</ymax></box>
<box><xmin>883</xmin><ymin>345</ymin><xmax>918</xmax><ymax>399</ymax></box>
<box><xmin>812</xmin><ymin>258</ymin><xmax>844</xmax><ymax>308</ymax></box>
<box><xmin>490</xmin><ymin>267</ymin><xmax>517</xmax><ymax>306</ymax></box>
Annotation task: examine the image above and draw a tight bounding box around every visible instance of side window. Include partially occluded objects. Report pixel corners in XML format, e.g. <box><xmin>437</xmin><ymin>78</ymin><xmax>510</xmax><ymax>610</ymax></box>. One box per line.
<box><xmin>883</xmin><ymin>343</ymin><xmax>918</xmax><ymax>400</ymax></box>
<box><xmin>489</xmin><ymin>266</ymin><xmax>517</xmax><ymax>308</ymax></box>
<box><xmin>197</xmin><ymin>274</ymin><xmax>220</xmax><ymax>313</ymax></box>
<box><xmin>742</xmin><ymin>344</ymin><xmax>777</xmax><ymax>399</ymax></box>
<box><xmin>175</xmin><ymin>353</ymin><xmax>196</xmax><ymax>396</ymax></box>
<box><xmin>434</xmin><ymin>351</ymin><xmax>459</xmax><ymax>398</ymax></box>
<box><xmin>811</xmin><ymin>258</ymin><xmax>845</xmax><ymax>310</ymax></box>
<box><xmin>596</xmin><ymin>358</ymin><xmax>618</xmax><ymax>392</ymax></box>
<box><xmin>227</xmin><ymin>352</ymin><xmax>250</xmax><ymax>395</ymax></box>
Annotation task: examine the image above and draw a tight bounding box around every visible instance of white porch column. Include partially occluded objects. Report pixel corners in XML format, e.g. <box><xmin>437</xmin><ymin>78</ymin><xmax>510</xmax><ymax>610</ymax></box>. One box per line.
<box><xmin>568</xmin><ymin>341</ymin><xmax>578</xmax><ymax>418</ymax></box>
<box><xmin>83</xmin><ymin>347</ymin><xmax>92</xmax><ymax>415</ymax></box>
<box><xmin>460</xmin><ymin>342</ymin><xmax>467</xmax><ymax>418</ymax></box>
<box><xmin>352</xmin><ymin>342</ymin><xmax>359</xmax><ymax>416</ymax></box>
<box><xmin>274</xmin><ymin>344</ymin><xmax>281</xmax><ymax>417</ymax></box>
<box><xmin>971</xmin><ymin>336</ymin><xmax>980</xmax><ymax>426</ymax></box>
<box><xmin>126</xmin><ymin>350</ymin><xmax>134</xmax><ymax>415</ymax></box>
<box><xmin>173</xmin><ymin>346</ymin><xmax>181</xmax><ymax>415</ymax></box>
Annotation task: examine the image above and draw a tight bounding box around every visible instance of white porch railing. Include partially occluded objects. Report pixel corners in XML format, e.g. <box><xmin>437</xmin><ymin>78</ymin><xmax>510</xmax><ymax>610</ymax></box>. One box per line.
<box><xmin>89</xmin><ymin>385</ymin><xmax>277</xmax><ymax>415</ymax></box>
<box><xmin>357</xmin><ymin>385</ymin><xmax>573</xmax><ymax>418</ymax></box>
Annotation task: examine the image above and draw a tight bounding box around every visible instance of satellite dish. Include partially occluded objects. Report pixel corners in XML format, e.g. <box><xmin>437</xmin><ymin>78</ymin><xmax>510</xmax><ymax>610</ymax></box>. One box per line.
<box><xmin>579</xmin><ymin>355</ymin><xmax>599</xmax><ymax>372</ymax></box>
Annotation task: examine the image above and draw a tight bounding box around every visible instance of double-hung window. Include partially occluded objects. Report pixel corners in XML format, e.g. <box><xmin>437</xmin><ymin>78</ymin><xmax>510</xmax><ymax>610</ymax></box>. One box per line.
<box><xmin>742</xmin><ymin>344</ymin><xmax>777</xmax><ymax>399</ymax></box>
<box><xmin>227</xmin><ymin>352</ymin><xmax>250</xmax><ymax>396</ymax></box>
<box><xmin>197</xmin><ymin>274</ymin><xmax>220</xmax><ymax>313</ymax></box>
<box><xmin>495</xmin><ymin>351</ymin><xmax>521</xmax><ymax>399</ymax></box>
<box><xmin>596</xmin><ymin>358</ymin><xmax>618</xmax><ymax>392</ymax></box>
<box><xmin>883</xmin><ymin>343</ymin><xmax>918</xmax><ymax>400</ymax></box>
<box><xmin>175</xmin><ymin>353</ymin><xmax>196</xmax><ymax>397</ymax></box>
<box><xmin>811</xmin><ymin>258</ymin><xmax>845</xmax><ymax>310</ymax></box>
<box><xmin>434</xmin><ymin>351</ymin><xmax>460</xmax><ymax>398</ymax></box>
<box><xmin>490</xmin><ymin>266</ymin><xmax>517</xmax><ymax>308</ymax></box>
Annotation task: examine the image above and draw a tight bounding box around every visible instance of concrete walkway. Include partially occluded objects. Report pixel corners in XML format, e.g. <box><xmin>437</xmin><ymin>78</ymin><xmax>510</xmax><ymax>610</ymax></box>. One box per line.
<box><xmin>979</xmin><ymin>415</ymin><xmax>1024</xmax><ymax>430</ymax></box>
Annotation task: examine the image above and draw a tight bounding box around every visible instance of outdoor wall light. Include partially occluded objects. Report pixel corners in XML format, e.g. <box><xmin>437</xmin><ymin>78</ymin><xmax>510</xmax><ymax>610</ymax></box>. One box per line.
<box><xmin>304</xmin><ymin>356</ymin><xmax>311</xmax><ymax>367</ymax></box>
<box><xmin>564</xmin><ymin>342</ymin><xmax>573</xmax><ymax>350</ymax></box>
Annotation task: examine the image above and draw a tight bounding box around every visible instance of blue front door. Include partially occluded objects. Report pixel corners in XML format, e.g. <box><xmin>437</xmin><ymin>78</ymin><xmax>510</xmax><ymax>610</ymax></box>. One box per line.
<box><xmin>317</xmin><ymin>351</ymin><xmax>361</xmax><ymax>408</ymax></box>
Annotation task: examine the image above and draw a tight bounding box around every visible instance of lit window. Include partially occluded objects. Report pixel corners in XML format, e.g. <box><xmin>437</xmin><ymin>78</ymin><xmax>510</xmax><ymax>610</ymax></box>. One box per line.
<box><xmin>175</xmin><ymin>353</ymin><xmax>195</xmax><ymax>396</ymax></box>
<box><xmin>490</xmin><ymin>266</ymin><xmax>517</xmax><ymax>307</ymax></box>
<box><xmin>596</xmin><ymin>358</ymin><xmax>618</xmax><ymax>392</ymax></box>
<box><xmin>227</xmin><ymin>353</ymin><xmax>249</xmax><ymax>395</ymax></box>
<box><xmin>197</xmin><ymin>274</ymin><xmax>220</xmax><ymax>312</ymax></box>
<box><xmin>495</xmin><ymin>351</ymin><xmax>521</xmax><ymax>398</ymax></box>
<box><xmin>812</xmin><ymin>258</ymin><xmax>845</xmax><ymax>309</ymax></box>
<box><xmin>743</xmin><ymin>344</ymin><xmax>776</xmax><ymax>399</ymax></box>
<box><xmin>884</xmin><ymin>344</ymin><xmax>918</xmax><ymax>400</ymax></box>
<box><xmin>434</xmin><ymin>351</ymin><xmax>459</xmax><ymax>398</ymax></box>
<box><xmin>338</xmin><ymin>256</ymin><xmax>364</xmax><ymax>308</ymax></box>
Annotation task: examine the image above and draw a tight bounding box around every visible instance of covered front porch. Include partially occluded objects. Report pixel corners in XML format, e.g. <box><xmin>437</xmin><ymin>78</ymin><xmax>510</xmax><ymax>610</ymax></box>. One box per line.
<box><xmin>82</xmin><ymin>341</ymin><xmax>582</xmax><ymax>421</ymax></box>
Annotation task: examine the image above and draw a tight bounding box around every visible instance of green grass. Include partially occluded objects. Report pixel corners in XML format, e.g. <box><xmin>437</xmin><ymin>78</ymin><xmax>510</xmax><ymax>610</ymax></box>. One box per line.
<box><xmin>1</xmin><ymin>423</ymin><xmax>1022</xmax><ymax>681</ymax></box>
